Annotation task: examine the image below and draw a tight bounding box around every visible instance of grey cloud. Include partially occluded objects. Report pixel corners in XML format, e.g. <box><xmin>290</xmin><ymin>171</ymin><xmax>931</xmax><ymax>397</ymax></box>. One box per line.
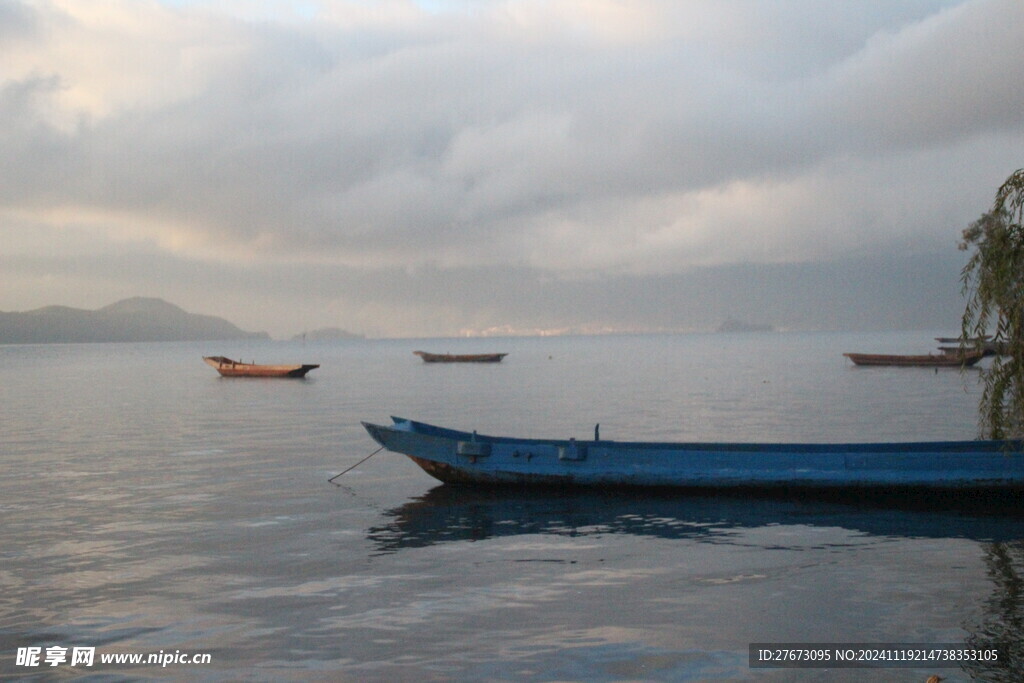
<box><xmin>0</xmin><ymin>0</ymin><xmax>37</xmax><ymax>45</ymax></box>
<box><xmin>1</xmin><ymin>0</ymin><xmax>1021</xmax><ymax>335</ymax></box>
<box><xmin>819</xmin><ymin>0</ymin><xmax>1024</xmax><ymax>149</ymax></box>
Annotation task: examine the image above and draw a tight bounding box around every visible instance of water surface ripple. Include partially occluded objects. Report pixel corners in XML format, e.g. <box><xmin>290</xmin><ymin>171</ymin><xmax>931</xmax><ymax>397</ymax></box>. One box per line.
<box><xmin>2</xmin><ymin>333</ymin><xmax>1023</xmax><ymax>681</ymax></box>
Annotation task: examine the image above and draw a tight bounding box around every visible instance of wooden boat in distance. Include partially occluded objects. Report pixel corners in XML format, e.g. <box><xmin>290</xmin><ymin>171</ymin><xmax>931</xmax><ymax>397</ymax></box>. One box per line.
<box><xmin>362</xmin><ymin>417</ymin><xmax>1024</xmax><ymax>491</ymax></box>
<box><xmin>935</xmin><ymin>336</ymin><xmax>1007</xmax><ymax>356</ymax></box>
<box><xmin>843</xmin><ymin>351</ymin><xmax>985</xmax><ymax>367</ymax></box>
<box><xmin>203</xmin><ymin>356</ymin><xmax>319</xmax><ymax>378</ymax></box>
<box><xmin>413</xmin><ymin>351</ymin><xmax>508</xmax><ymax>363</ymax></box>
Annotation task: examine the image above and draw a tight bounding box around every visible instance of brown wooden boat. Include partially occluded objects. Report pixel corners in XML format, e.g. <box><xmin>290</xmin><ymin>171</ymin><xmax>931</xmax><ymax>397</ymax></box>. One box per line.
<box><xmin>843</xmin><ymin>351</ymin><xmax>985</xmax><ymax>367</ymax></box>
<box><xmin>413</xmin><ymin>351</ymin><xmax>508</xmax><ymax>363</ymax></box>
<box><xmin>203</xmin><ymin>356</ymin><xmax>319</xmax><ymax>377</ymax></box>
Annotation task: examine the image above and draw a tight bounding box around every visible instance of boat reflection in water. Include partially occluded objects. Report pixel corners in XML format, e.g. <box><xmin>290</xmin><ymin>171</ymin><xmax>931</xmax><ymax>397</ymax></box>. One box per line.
<box><xmin>367</xmin><ymin>487</ymin><xmax>1024</xmax><ymax>681</ymax></box>
<box><xmin>367</xmin><ymin>486</ymin><xmax>1024</xmax><ymax>553</ymax></box>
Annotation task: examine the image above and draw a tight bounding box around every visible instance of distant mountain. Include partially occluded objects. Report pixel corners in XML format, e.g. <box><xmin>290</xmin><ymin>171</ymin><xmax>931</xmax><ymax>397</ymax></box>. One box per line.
<box><xmin>0</xmin><ymin>297</ymin><xmax>269</xmax><ymax>344</ymax></box>
<box><xmin>291</xmin><ymin>327</ymin><xmax>365</xmax><ymax>341</ymax></box>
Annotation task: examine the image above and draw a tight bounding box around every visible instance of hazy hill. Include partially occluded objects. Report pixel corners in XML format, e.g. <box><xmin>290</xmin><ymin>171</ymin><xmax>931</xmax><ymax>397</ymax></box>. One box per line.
<box><xmin>0</xmin><ymin>297</ymin><xmax>269</xmax><ymax>344</ymax></box>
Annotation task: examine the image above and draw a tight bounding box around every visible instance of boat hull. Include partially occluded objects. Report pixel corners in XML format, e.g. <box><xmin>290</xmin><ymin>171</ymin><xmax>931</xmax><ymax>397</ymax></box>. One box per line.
<box><xmin>843</xmin><ymin>351</ymin><xmax>985</xmax><ymax>367</ymax></box>
<box><xmin>413</xmin><ymin>351</ymin><xmax>508</xmax><ymax>363</ymax></box>
<box><xmin>203</xmin><ymin>356</ymin><xmax>319</xmax><ymax>378</ymax></box>
<box><xmin>362</xmin><ymin>418</ymin><xmax>1024</xmax><ymax>491</ymax></box>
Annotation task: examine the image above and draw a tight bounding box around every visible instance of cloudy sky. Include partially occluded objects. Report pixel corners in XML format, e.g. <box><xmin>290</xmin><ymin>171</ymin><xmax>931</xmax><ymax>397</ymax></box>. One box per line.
<box><xmin>2</xmin><ymin>0</ymin><xmax>1022</xmax><ymax>338</ymax></box>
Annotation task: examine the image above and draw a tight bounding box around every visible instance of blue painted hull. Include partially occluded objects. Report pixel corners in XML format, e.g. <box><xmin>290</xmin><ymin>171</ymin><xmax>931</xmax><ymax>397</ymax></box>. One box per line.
<box><xmin>362</xmin><ymin>417</ymin><xmax>1024</xmax><ymax>491</ymax></box>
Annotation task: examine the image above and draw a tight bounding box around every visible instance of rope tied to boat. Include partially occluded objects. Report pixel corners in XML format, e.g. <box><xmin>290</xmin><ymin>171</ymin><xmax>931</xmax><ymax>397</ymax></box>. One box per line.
<box><xmin>328</xmin><ymin>445</ymin><xmax>384</xmax><ymax>484</ymax></box>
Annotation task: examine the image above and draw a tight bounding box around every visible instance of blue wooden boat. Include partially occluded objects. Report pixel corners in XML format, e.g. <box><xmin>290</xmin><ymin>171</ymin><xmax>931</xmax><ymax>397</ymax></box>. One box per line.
<box><xmin>362</xmin><ymin>417</ymin><xmax>1024</xmax><ymax>491</ymax></box>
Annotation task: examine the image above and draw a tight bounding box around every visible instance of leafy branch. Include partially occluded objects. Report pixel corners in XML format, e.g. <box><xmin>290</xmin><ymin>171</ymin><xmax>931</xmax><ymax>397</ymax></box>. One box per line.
<box><xmin>961</xmin><ymin>169</ymin><xmax>1024</xmax><ymax>438</ymax></box>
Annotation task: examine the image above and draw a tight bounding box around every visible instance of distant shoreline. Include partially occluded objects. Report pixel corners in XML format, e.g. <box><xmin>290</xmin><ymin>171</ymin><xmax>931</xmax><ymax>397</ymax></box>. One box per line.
<box><xmin>0</xmin><ymin>297</ymin><xmax>268</xmax><ymax>345</ymax></box>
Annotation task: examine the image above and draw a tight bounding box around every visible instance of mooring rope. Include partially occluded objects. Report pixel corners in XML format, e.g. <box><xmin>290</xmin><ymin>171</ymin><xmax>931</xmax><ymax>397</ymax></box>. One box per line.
<box><xmin>328</xmin><ymin>446</ymin><xmax>384</xmax><ymax>484</ymax></box>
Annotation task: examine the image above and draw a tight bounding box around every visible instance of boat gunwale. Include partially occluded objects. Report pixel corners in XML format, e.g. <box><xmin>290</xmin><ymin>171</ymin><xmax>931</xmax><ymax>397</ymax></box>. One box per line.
<box><xmin>371</xmin><ymin>417</ymin><xmax>1021</xmax><ymax>455</ymax></box>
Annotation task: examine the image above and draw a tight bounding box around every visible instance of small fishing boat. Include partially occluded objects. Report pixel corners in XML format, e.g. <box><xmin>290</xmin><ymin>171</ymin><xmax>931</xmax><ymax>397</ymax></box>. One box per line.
<box><xmin>203</xmin><ymin>356</ymin><xmax>319</xmax><ymax>378</ymax></box>
<box><xmin>935</xmin><ymin>336</ymin><xmax>1006</xmax><ymax>356</ymax></box>
<box><xmin>413</xmin><ymin>351</ymin><xmax>508</xmax><ymax>363</ymax></box>
<box><xmin>362</xmin><ymin>417</ymin><xmax>1024</xmax><ymax>491</ymax></box>
<box><xmin>843</xmin><ymin>351</ymin><xmax>985</xmax><ymax>367</ymax></box>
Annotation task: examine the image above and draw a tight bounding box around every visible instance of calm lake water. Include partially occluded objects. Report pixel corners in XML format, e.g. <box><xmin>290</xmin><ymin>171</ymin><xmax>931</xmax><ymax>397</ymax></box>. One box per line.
<box><xmin>2</xmin><ymin>331</ymin><xmax>1024</xmax><ymax>681</ymax></box>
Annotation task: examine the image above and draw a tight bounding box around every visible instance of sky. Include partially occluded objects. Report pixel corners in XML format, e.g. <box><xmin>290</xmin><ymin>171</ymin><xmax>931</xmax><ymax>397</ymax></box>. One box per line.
<box><xmin>2</xmin><ymin>0</ymin><xmax>1023</xmax><ymax>338</ymax></box>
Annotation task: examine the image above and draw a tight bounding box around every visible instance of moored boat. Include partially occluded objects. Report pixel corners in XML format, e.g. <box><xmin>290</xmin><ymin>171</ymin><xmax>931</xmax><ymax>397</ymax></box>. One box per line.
<box><xmin>843</xmin><ymin>351</ymin><xmax>985</xmax><ymax>367</ymax></box>
<box><xmin>203</xmin><ymin>356</ymin><xmax>319</xmax><ymax>378</ymax></box>
<box><xmin>362</xmin><ymin>417</ymin><xmax>1024</xmax><ymax>491</ymax></box>
<box><xmin>413</xmin><ymin>351</ymin><xmax>508</xmax><ymax>363</ymax></box>
<box><xmin>935</xmin><ymin>336</ymin><xmax>1007</xmax><ymax>356</ymax></box>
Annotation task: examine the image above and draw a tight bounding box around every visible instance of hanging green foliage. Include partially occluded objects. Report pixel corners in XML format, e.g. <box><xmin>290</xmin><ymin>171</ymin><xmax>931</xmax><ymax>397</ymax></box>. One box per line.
<box><xmin>960</xmin><ymin>169</ymin><xmax>1024</xmax><ymax>438</ymax></box>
